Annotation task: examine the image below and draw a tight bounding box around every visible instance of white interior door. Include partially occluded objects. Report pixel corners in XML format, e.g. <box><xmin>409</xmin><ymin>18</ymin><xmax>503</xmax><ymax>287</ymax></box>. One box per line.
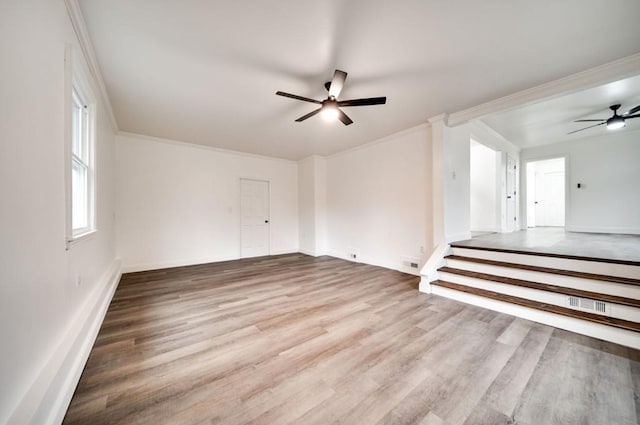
<box><xmin>240</xmin><ymin>179</ymin><xmax>269</xmax><ymax>258</ymax></box>
<box><xmin>534</xmin><ymin>171</ymin><xmax>565</xmax><ymax>226</ymax></box>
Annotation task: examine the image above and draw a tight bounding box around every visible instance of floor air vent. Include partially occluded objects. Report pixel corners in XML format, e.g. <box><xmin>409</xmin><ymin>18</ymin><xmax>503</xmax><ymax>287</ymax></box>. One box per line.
<box><xmin>567</xmin><ymin>296</ymin><xmax>610</xmax><ymax>316</ymax></box>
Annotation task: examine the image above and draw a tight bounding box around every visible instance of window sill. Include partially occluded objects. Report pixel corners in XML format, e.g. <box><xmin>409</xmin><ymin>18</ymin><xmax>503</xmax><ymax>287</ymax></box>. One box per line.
<box><xmin>66</xmin><ymin>229</ymin><xmax>97</xmax><ymax>250</ymax></box>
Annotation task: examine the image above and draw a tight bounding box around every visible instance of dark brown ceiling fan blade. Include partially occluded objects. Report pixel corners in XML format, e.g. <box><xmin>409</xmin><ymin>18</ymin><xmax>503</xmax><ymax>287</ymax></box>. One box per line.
<box><xmin>337</xmin><ymin>109</ymin><xmax>353</xmax><ymax>126</ymax></box>
<box><xmin>338</xmin><ymin>97</ymin><xmax>387</xmax><ymax>107</ymax></box>
<box><xmin>276</xmin><ymin>91</ymin><xmax>322</xmax><ymax>104</ymax></box>
<box><xmin>624</xmin><ymin>113</ymin><xmax>640</xmax><ymax>119</ymax></box>
<box><xmin>295</xmin><ymin>108</ymin><xmax>322</xmax><ymax>122</ymax></box>
<box><xmin>624</xmin><ymin>105</ymin><xmax>640</xmax><ymax>116</ymax></box>
<box><xmin>568</xmin><ymin>122</ymin><xmax>605</xmax><ymax>134</ymax></box>
<box><xmin>574</xmin><ymin>119</ymin><xmax>606</xmax><ymax>122</ymax></box>
<box><xmin>328</xmin><ymin>70</ymin><xmax>347</xmax><ymax>98</ymax></box>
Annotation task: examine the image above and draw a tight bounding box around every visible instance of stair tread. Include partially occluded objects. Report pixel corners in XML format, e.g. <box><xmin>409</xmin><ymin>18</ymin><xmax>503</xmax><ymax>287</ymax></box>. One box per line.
<box><xmin>449</xmin><ymin>244</ymin><xmax>640</xmax><ymax>267</ymax></box>
<box><xmin>432</xmin><ymin>280</ymin><xmax>640</xmax><ymax>333</ymax></box>
<box><xmin>446</xmin><ymin>255</ymin><xmax>640</xmax><ymax>287</ymax></box>
<box><xmin>438</xmin><ymin>266</ymin><xmax>640</xmax><ymax>308</ymax></box>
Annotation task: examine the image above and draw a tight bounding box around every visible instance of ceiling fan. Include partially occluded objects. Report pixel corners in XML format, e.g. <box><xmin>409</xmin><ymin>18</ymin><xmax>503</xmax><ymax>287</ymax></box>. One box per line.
<box><xmin>569</xmin><ymin>103</ymin><xmax>640</xmax><ymax>134</ymax></box>
<box><xmin>275</xmin><ymin>69</ymin><xmax>386</xmax><ymax>125</ymax></box>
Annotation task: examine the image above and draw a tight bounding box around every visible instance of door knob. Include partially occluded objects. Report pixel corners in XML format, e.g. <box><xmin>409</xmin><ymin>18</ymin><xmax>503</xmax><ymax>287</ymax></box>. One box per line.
<box><xmin>265</xmin><ymin>220</ymin><xmax>269</xmax><ymax>223</ymax></box>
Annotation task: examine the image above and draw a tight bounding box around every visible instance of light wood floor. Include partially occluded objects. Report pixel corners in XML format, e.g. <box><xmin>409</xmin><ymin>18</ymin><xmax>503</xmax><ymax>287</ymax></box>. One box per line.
<box><xmin>64</xmin><ymin>254</ymin><xmax>640</xmax><ymax>425</ymax></box>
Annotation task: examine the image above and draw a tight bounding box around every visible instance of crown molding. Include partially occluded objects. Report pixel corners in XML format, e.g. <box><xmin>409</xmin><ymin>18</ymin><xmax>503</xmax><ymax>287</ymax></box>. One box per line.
<box><xmin>117</xmin><ymin>131</ymin><xmax>299</xmax><ymax>164</ymax></box>
<box><xmin>64</xmin><ymin>0</ymin><xmax>118</xmax><ymax>131</ymax></box>
<box><xmin>326</xmin><ymin>122</ymin><xmax>431</xmax><ymax>159</ymax></box>
<box><xmin>448</xmin><ymin>53</ymin><xmax>640</xmax><ymax>127</ymax></box>
<box><xmin>427</xmin><ymin>113</ymin><xmax>448</xmax><ymax>125</ymax></box>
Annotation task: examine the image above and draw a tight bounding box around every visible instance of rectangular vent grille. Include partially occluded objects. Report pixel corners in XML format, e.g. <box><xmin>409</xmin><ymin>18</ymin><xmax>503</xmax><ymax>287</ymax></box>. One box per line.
<box><xmin>566</xmin><ymin>296</ymin><xmax>610</xmax><ymax>316</ymax></box>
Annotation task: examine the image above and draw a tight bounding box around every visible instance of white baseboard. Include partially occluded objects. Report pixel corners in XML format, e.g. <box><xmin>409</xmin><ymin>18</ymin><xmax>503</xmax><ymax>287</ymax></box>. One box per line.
<box><xmin>123</xmin><ymin>250</ymin><xmax>302</xmax><ymax>273</ymax></box>
<box><xmin>565</xmin><ymin>225</ymin><xmax>640</xmax><ymax>235</ymax></box>
<box><xmin>326</xmin><ymin>249</ymin><xmax>416</xmax><ymax>275</ymax></box>
<box><xmin>299</xmin><ymin>249</ymin><xmax>320</xmax><ymax>257</ymax></box>
<box><xmin>269</xmin><ymin>249</ymin><xmax>299</xmax><ymax>256</ymax></box>
<box><xmin>122</xmin><ymin>255</ymin><xmax>234</xmax><ymax>273</ymax></box>
<box><xmin>9</xmin><ymin>259</ymin><xmax>122</xmax><ymax>425</ymax></box>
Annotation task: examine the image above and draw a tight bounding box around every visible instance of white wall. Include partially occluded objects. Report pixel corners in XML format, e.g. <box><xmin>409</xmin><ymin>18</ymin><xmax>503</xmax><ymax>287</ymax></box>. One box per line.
<box><xmin>0</xmin><ymin>0</ymin><xmax>117</xmax><ymax>423</ymax></box>
<box><xmin>325</xmin><ymin>125</ymin><xmax>430</xmax><ymax>273</ymax></box>
<box><xmin>298</xmin><ymin>156</ymin><xmax>327</xmax><ymax>256</ymax></box>
<box><xmin>116</xmin><ymin>133</ymin><xmax>299</xmax><ymax>271</ymax></box>
<box><xmin>298</xmin><ymin>157</ymin><xmax>317</xmax><ymax>254</ymax></box>
<box><xmin>470</xmin><ymin>140</ymin><xmax>498</xmax><ymax>231</ymax></box>
<box><xmin>444</xmin><ymin>125</ymin><xmax>471</xmax><ymax>241</ymax></box>
<box><xmin>444</xmin><ymin>120</ymin><xmax>520</xmax><ymax>241</ymax></box>
<box><xmin>520</xmin><ymin>129</ymin><xmax>640</xmax><ymax>234</ymax></box>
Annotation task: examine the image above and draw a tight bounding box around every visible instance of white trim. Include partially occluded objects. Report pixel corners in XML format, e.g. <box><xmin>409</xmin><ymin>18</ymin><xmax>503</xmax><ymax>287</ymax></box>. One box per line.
<box><xmin>123</xmin><ymin>256</ymin><xmax>236</xmax><ymax>274</ymax></box>
<box><xmin>8</xmin><ymin>260</ymin><xmax>122</xmax><ymax>425</ymax></box>
<box><xmin>66</xmin><ymin>229</ymin><xmax>97</xmax><ymax>249</ymax></box>
<box><xmin>448</xmin><ymin>53</ymin><xmax>640</xmax><ymax>126</ymax></box>
<box><xmin>64</xmin><ymin>0</ymin><xmax>118</xmax><ymax>131</ymax></box>
<box><xmin>325</xmin><ymin>123</ymin><xmax>430</xmax><ymax>159</ymax></box>
<box><xmin>427</xmin><ymin>113</ymin><xmax>449</xmax><ymax>125</ymax></box>
<box><xmin>326</xmin><ymin>250</ymin><xmax>406</xmax><ymax>274</ymax></box>
<box><xmin>118</xmin><ymin>131</ymin><xmax>297</xmax><ymax>164</ymax></box>
<box><xmin>467</xmin><ymin>120</ymin><xmax>520</xmax><ymax>153</ymax></box>
<box><xmin>565</xmin><ymin>226</ymin><xmax>640</xmax><ymax>236</ymax></box>
<box><xmin>65</xmin><ymin>45</ymin><xmax>98</xmax><ymax>250</ymax></box>
<box><xmin>430</xmin><ymin>285</ymin><xmax>640</xmax><ymax>350</ymax></box>
<box><xmin>123</xmin><ymin>251</ymin><xmax>300</xmax><ymax>274</ymax></box>
<box><xmin>419</xmin><ymin>243</ymin><xmax>451</xmax><ymax>293</ymax></box>
<box><xmin>270</xmin><ymin>249</ymin><xmax>300</xmax><ymax>256</ymax></box>
<box><xmin>299</xmin><ymin>249</ymin><xmax>319</xmax><ymax>257</ymax></box>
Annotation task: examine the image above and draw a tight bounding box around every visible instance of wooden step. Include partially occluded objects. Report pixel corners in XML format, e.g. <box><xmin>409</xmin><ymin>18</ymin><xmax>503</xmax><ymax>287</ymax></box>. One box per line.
<box><xmin>438</xmin><ymin>266</ymin><xmax>640</xmax><ymax>308</ymax></box>
<box><xmin>449</xmin><ymin>244</ymin><xmax>640</xmax><ymax>267</ymax></box>
<box><xmin>445</xmin><ymin>255</ymin><xmax>640</xmax><ymax>287</ymax></box>
<box><xmin>432</xmin><ymin>280</ymin><xmax>640</xmax><ymax>333</ymax></box>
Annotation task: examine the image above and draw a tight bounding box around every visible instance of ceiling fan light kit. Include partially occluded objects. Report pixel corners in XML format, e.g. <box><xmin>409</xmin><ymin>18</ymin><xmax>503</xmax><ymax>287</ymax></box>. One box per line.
<box><xmin>569</xmin><ymin>103</ymin><xmax>640</xmax><ymax>134</ymax></box>
<box><xmin>276</xmin><ymin>69</ymin><xmax>386</xmax><ymax>126</ymax></box>
<box><xmin>606</xmin><ymin>115</ymin><xmax>625</xmax><ymax>130</ymax></box>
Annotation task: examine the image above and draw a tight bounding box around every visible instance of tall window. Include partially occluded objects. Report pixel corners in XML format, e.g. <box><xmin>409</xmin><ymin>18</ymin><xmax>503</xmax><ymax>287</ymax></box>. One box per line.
<box><xmin>69</xmin><ymin>81</ymin><xmax>95</xmax><ymax>240</ymax></box>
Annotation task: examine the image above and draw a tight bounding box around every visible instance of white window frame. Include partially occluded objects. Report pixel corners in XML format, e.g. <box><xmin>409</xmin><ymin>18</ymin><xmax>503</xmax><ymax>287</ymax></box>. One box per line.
<box><xmin>65</xmin><ymin>45</ymin><xmax>97</xmax><ymax>248</ymax></box>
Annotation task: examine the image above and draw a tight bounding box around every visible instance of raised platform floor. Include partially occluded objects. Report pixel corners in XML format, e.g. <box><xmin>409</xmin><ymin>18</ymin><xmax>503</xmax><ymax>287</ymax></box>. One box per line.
<box><xmin>454</xmin><ymin>227</ymin><xmax>640</xmax><ymax>265</ymax></box>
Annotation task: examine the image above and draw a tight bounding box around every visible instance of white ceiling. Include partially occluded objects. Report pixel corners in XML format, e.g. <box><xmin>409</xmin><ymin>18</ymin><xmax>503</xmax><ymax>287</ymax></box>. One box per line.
<box><xmin>481</xmin><ymin>75</ymin><xmax>640</xmax><ymax>149</ymax></box>
<box><xmin>78</xmin><ymin>0</ymin><xmax>640</xmax><ymax>160</ymax></box>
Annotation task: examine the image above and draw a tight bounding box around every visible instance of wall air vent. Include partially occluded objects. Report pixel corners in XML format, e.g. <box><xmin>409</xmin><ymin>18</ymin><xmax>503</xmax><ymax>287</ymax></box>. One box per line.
<box><xmin>566</xmin><ymin>296</ymin><xmax>610</xmax><ymax>316</ymax></box>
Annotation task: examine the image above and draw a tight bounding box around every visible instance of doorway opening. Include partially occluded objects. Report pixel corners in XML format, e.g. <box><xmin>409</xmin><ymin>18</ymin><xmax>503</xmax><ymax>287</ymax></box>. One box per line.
<box><xmin>526</xmin><ymin>157</ymin><xmax>565</xmax><ymax>228</ymax></box>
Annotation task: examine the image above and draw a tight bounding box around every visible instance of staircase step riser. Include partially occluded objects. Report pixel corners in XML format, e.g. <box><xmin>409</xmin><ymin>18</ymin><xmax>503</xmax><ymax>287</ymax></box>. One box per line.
<box><xmin>445</xmin><ymin>259</ymin><xmax>640</xmax><ymax>299</ymax></box>
<box><xmin>451</xmin><ymin>247</ymin><xmax>640</xmax><ymax>280</ymax></box>
<box><xmin>431</xmin><ymin>285</ymin><xmax>640</xmax><ymax>350</ymax></box>
<box><xmin>438</xmin><ymin>272</ymin><xmax>640</xmax><ymax>323</ymax></box>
